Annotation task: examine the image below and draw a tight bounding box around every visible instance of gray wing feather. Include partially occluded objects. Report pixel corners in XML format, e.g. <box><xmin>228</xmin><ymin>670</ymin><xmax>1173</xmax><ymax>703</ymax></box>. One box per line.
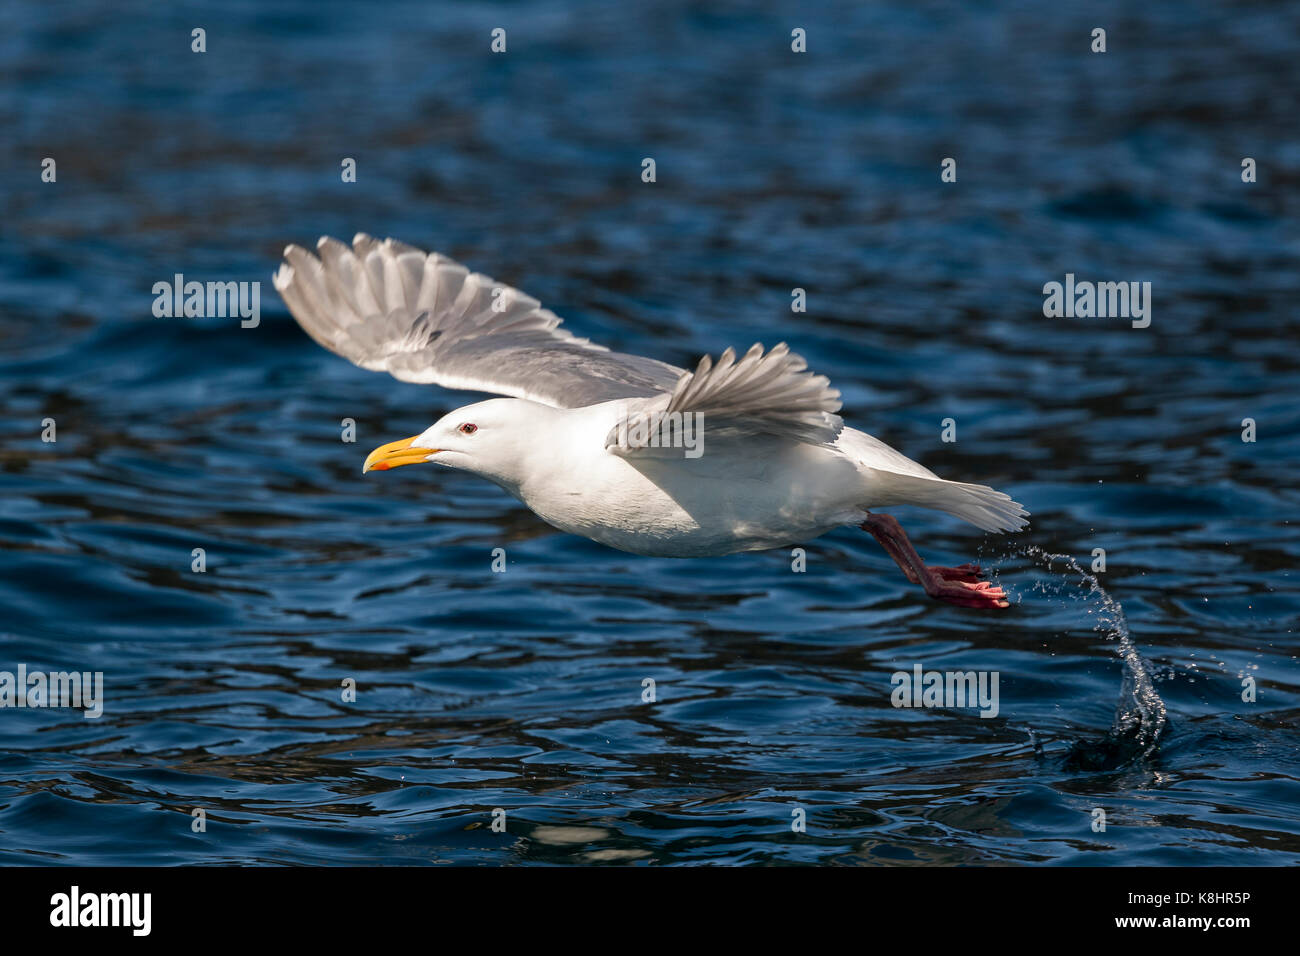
<box><xmin>605</xmin><ymin>342</ymin><xmax>843</xmax><ymax>455</ymax></box>
<box><xmin>273</xmin><ymin>234</ymin><xmax>682</xmax><ymax>408</ymax></box>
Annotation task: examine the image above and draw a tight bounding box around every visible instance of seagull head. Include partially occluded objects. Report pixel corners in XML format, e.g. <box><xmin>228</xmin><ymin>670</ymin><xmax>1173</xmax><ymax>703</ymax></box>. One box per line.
<box><xmin>361</xmin><ymin>398</ymin><xmax>546</xmax><ymax>489</ymax></box>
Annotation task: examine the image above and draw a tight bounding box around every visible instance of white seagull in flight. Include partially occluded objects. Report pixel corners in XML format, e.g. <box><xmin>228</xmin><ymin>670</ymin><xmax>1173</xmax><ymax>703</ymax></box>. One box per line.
<box><xmin>274</xmin><ymin>235</ymin><xmax>1027</xmax><ymax>609</ymax></box>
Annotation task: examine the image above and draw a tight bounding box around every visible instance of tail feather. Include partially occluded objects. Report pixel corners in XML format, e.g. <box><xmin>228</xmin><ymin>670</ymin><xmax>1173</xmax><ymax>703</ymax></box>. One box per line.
<box><xmin>866</xmin><ymin>469</ymin><xmax>1029</xmax><ymax>533</ymax></box>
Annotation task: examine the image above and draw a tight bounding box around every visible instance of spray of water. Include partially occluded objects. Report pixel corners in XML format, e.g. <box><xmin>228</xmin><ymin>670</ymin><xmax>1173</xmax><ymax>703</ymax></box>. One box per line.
<box><xmin>1006</xmin><ymin>546</ymin><xmax>1168</xmax><ymax>765</ymax></box>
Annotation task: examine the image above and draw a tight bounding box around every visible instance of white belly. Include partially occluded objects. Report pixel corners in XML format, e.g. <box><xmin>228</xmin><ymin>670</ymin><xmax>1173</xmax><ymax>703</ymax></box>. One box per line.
<box><xmin>516</xmin><ymin>435</ymin><xmax>869</xmax><ymax>557</ymax></box>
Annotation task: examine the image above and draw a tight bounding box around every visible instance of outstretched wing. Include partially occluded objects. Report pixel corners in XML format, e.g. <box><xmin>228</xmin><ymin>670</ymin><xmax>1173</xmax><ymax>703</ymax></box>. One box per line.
<box><xmin>605</xmin><ymin>343</ymin><xmax>843</xmax><ymax>456</ymax></box>
<box><xmin>273</xmin><ymin>234</ymin><xmax>683</xmax><ymax>408</ymax></box>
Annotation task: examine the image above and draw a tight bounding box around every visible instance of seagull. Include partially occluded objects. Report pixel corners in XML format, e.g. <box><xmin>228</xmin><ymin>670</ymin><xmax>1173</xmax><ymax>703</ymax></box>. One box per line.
<box><xmin>274</xmin><ymin>235</ymin><xmax>1028</xmax><ymax>609</ymax></box>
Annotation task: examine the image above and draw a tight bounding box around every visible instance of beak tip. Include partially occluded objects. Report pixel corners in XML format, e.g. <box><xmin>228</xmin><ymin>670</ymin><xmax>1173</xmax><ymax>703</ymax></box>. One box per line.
<box><xmin>362</xmin><ymin>436</ymin><xmax>426</xmax><ymax>474</ymax></box>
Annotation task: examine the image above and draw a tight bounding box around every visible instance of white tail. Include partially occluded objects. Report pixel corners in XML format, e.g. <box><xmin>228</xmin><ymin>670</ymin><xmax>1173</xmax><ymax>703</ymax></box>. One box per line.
<box><xmin>865</xmin><ymin>469</ymin><xmax>1029</xmax><ymax>533</ymax></box>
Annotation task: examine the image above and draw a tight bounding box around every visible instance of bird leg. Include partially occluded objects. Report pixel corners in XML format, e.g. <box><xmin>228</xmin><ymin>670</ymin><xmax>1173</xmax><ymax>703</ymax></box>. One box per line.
<box><xmin>860</xmin><ymin>513</ymin><xmax>1009</xmax><ymax>609</ymax></box>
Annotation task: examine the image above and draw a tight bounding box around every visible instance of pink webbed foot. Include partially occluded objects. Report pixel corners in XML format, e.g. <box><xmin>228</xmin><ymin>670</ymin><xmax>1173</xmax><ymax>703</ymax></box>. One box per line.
<box><xmin>924</xmin><ymin>575</ymin><xmax>1009</xmax><ymax>609</ymax></box>
<box><xmin>860</xmin><ymin>514</ymin><xmax>1010</xmax><ymax>610</ymax></box>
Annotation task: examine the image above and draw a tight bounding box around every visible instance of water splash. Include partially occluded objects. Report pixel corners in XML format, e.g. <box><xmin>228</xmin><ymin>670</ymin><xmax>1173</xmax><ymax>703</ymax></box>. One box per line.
<box><xmin>1017</xmin><ymin>546</ymin><xmax>1168</xmax><ymax>767</ymax></box>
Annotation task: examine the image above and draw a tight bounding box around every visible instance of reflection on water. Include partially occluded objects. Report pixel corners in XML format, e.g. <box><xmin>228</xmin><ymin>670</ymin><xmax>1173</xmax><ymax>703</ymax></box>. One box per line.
<box><xmin>0</xmin><ymin>0</ymin><xmax>1298</xmax><ymax>864</ymax></box>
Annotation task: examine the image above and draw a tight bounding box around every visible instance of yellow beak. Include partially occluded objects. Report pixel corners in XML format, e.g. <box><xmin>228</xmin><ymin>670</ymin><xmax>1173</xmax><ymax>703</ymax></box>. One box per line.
<box><xmin>362</xmin><ymin>436</ymin><xmax>439</xmax><ymax>473</ymax></box>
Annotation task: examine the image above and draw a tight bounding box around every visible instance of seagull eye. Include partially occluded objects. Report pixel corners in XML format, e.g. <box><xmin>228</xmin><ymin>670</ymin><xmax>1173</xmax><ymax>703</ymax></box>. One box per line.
<box><xmin>458</xmin><ymin>423</ymin><xmax>478</xmax><ymax>435</ymax></box>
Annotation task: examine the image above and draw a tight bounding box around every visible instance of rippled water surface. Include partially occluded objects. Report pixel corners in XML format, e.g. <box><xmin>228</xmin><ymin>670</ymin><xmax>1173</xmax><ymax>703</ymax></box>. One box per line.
<box><xmin>1</xmin><ymin>0</ymin><xmax>1298</xmax><ymax>865</ymax></box>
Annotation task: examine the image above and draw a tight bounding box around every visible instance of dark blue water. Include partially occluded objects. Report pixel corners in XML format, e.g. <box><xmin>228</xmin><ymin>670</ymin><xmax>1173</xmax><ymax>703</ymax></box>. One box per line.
<box><xmin>1</xmin><ymin>0</ymin><xmax>1297</xmax><ymax>865</ymax></box>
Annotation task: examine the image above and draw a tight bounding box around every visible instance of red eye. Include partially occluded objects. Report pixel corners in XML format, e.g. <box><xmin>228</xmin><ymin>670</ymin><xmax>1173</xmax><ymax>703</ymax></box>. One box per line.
<box><xmin>459</xmin><ymin>423</ymin><xmax>477</xmax><ymax>435</ymax></box>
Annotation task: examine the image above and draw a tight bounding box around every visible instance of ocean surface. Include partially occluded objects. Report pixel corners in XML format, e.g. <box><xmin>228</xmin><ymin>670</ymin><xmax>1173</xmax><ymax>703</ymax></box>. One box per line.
<box><xmin>1</xmin><ymin>0</ymin><xmax>1297</xmax><ymax>865</ymax></box>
